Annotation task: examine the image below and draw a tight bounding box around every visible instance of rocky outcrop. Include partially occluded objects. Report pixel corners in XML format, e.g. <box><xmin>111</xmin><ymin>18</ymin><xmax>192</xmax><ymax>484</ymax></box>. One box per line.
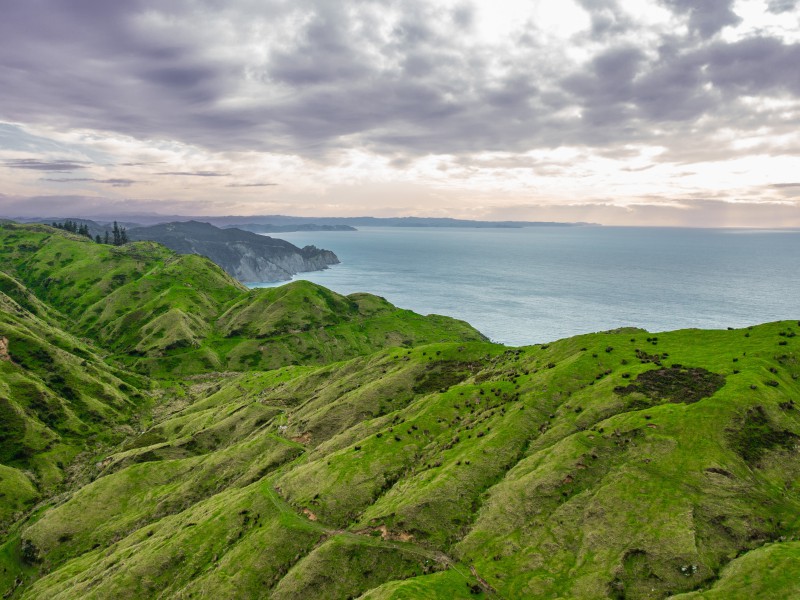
<box><xmin>128</xmin><ymin>221</ymin><xmax>339</xmax><ymax>282</ymax></box>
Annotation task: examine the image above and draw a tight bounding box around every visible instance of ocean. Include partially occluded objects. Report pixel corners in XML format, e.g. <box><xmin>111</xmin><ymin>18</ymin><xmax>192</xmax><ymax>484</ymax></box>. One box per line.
<box><xmin>248</xmin><ymin>226</ymin><xmax>800</xmax><ymax>346</ymax></box>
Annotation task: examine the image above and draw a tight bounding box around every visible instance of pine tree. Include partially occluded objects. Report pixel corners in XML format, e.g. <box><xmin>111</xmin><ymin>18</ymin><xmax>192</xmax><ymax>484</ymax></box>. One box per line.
<box><xmin>103</xmin><ymin>231</ymin><xmax>110</xmax><ymax>245</ymax></box>
<box><xmin>112</xmin><ymin>221</ymin><xmax>121</xmax><ymax>246</ymax></box>
<box><xmin>120</xmin><ymin>227</ymin><xmax>128</xmax><ymax>245</ymax></box>
<box><xmin>95</xmin><ymin>234</ymin><xmax>102</xmax><ymax>244</ymax></box>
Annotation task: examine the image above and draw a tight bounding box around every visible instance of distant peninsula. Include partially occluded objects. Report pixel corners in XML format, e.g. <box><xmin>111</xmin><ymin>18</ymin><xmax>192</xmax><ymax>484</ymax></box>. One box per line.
<box><xmin>127</xmin><ymin>221</ymin><xmax>339</xmax><ymax>282</ymax></box>
<box><xmin>227</xmin><ymin>223</ymin><xmax>357</xmax><ymax>233</ymax></box>
<box><xmin>193</xmin><ymin>215</ymin><xmax>593</xmax><ymax>229</ymax></box>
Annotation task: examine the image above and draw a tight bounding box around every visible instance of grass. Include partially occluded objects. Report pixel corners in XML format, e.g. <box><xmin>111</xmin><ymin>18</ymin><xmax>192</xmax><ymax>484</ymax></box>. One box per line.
<box><xmin>0</xmin><ymin>223</ymin><xmax>485</xmax><ymax>377</ymax></box>
<box><xmin>1</xmin><ymin>224</ymin><xmax>799</xmax><ymax>598</ymax></box>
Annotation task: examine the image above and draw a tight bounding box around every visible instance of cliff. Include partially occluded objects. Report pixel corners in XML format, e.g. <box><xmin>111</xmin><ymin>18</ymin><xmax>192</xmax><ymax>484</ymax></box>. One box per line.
<box><xmin>127</xmin><ymin>220</ymin><xmax>339</xmax><ymax>282</ymax></box>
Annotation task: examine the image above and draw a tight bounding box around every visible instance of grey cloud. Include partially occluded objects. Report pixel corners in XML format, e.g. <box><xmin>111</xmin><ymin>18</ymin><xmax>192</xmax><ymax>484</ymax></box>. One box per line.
<box><xmin>659</xmin><ymin>0</ymin><xmax>741</xmax><ymax>38</ymax></box>
<box><xmin>41</xmin><ymin>177</ymin><xmax>139</xmax><ymax>187</ymax></box>
<box><xmin>0</xmin><ymin>0</ymin><xmax>798</xmax><ymax>163</ymax></box>
<box><xmin>4</xmin><ymin>158</ymin><xmax>91</xmax><ymax>171</ymax></box>
<box><xmin>574</xmin><ymin>0</ymin><xmax>632</xmax><ymax>40</ymax></box>
<box><xmin>704</xmin><ymin>37</ymin><xmax>800</xmax><ymax>95</ymax></box>
<box><xmin>768</xmin><ymin>183</ymin><xmax>800</xmax><ymax>198</ymax></box>
<box><xmin>767</xmin><ymin>0</ymin><xmax>797</xmax><ymax>13</ymax></box>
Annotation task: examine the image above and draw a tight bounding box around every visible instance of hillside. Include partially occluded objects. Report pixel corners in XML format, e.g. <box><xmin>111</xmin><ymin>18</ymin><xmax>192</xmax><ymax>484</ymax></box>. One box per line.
<box><xmin>127</xmin><ymin>221</ymin><xmax>340</xmax><ymax>282</ymax></box>
<box><xmin>0</xmin><ymin>223</ymin><xmax>484</xmax><ymax>376</ymax></box>
<box><xmin>0</xmin><ymin>223</ymin><xmax>798</xmax><ymax>599</ymax></box>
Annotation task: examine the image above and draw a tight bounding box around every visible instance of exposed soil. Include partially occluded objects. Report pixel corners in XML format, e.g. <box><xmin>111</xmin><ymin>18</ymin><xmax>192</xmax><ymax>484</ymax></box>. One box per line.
<box><xmin>291</xmin><ymin>432</ymin><xmax>312</xmax><ymax>444</ymax></box>
<box><xmin>302</xmin><ymin>508</ymin><xmax>317</xmax><ymax>521</ymax></box>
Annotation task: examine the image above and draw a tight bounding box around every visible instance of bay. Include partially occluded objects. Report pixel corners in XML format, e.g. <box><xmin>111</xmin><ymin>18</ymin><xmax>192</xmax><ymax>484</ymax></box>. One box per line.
<box><xmin>248</xmin><ymin>226</ymin><xmax>800</xmax><ymax>346</ymax></box>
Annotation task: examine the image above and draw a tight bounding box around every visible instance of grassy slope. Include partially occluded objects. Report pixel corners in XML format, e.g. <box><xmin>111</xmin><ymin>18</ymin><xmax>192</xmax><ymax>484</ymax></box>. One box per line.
<box><xmin>0</xmin><ymin>223</ymin><xmax>485</xmax><ymax>377</ymax></box>
<box><xmin>0</xmin><ymin>275</ymin><xmax>144</xmax><ymax>510</ymax></box>
<box><xmin>8</xmin><ymin>322</ymin><xmax>800</xmax><ymax>599</ymax></box>
<box><xmin>1</xmin><ymin>225</ymin><xmax>799</xmax><ymax>599</ymax></box>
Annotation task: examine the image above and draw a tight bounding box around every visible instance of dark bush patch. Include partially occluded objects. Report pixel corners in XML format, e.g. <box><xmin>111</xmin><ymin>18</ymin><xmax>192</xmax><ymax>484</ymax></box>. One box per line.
<box><xmin>20</xmin><ymin>539</ymin><xmax>41</xmax><ymax>564</ymax></box>
<box><xmin>0</xmin><ymin>397</ymin><xmax>26</xmax><ymax>463</ymax></box>
<box><xmin>726</xmin><ymin>406</ymin><xmax>799</xmax><ymax>464</ymax></box>
<box><xmin>47</xmin><ymin>373</ymin><xmax>78</xmax><ymax>401</ymax></box>
<box><xmin>412</xmin><ymin>361</ymin><xmax>480</xmax><ymax>394</ymax></box>
<box><xmin>635</xmin><ymin>349</ymin><xmax>663</xmax><ymax>364</ymax></box>
<box><xmin>132</xmin><ymin>450</ymin><xmax>160</xmax><ymax>464</ymax></box>
<box><xmin>614</xmin><ymin>367</ymin><xmax>725</xmax><ymax>406</ymax></box>
<box><xmin>24</xmin><ymin>384</ymin><xmax>67</xmax><ymax>427</ymax></box>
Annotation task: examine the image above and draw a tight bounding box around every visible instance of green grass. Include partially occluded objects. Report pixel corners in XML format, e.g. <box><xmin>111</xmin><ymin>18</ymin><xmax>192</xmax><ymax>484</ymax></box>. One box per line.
<box><xmin>0</xmin><ymin>223</ymin><xmax>485</xmax><ymax>377</ymax></box>
<box><xmin>1</xmin><ymin>224</ymin><xmax>799</xmax><ymax>599</ymax></box>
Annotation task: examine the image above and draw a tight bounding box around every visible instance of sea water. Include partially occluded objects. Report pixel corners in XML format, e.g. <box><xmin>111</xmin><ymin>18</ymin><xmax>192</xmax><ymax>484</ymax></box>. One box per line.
<box><xmin>248</xmin><ymin>226</ymin><xmax>800</xmax><ymax>346</ymax></box>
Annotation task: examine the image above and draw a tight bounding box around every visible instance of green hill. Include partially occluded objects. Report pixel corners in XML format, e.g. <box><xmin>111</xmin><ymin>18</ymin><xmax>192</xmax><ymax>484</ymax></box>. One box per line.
<box><xmin>0</xmin><ymin>222</ymin><xmax>798</xmax><ymax>599</ymax></box>
<box><xmin>0</xmin><ymin>223</ymin><xmax>485</xmax><ymax>376</ymax></box>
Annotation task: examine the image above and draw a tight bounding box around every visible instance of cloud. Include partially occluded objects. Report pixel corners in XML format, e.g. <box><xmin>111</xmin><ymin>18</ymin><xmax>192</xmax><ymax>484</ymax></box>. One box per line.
<box><xmin>1</xmin><ymin>0</ymin><xmax>800</xmax><ymax>224</ymax></box>
<box><xmin>767</xmin><ymin>0</ymin><xmax>798</xmax><ymax>13</ymax></box>
<box><xmin>40</xmin><ymin>177</ymin><xmax>139</xmax><ymax>187</ymax></box>
<box><xmin>659</xmin><ymin>0</ymin><xmax>741</xmax><ymax>38</ymax></box>
<box><xmin>0</xmin><ymin>0</ymin><xmax>797</xmax><ymax>162</ymax></box>
<box><xmin>3</xmin><ymin>158</ymin><xmax>91</xmax><ymax>171</ymax></box>
<box><xmin>155</xmin><ymin>171</ymin><xmax>229</xmax><ymax>177</ymax></box>
<box><xmin>482</xmin><ymin>198</ymin><xmax>800</xmax><ymax>227</ymax></box>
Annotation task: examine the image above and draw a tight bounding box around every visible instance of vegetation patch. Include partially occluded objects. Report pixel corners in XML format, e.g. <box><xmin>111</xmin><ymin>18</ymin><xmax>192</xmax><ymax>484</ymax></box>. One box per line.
<box><xmin>614</xmin><ymin>366</ymin><xmax>726</xmax><ymax>406</ymax></box>
<box><xmin>0</xmin><ymin>397</ymin><xmax>26</xmax><ymax>464</ymax></box>
<box><xmin>726</xmin><ymin>405</ymin><xmax>799</xmax><ymax>464</ymax></box>
<box><xmin>412</xmin><ymin>361</ymin><xmax>482</xmax><ymax>394</ymax></box>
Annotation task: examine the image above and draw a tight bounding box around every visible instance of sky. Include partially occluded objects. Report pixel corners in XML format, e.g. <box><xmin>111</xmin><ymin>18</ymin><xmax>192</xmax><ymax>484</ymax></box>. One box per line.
<box><xmin>1</xmin><ymin>0</ymin><xmax>800</xmax><ymax>226</ymax></box>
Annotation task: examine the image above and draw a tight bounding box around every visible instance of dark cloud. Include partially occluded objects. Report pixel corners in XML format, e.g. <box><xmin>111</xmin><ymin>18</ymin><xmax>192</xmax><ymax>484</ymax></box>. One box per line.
<box><xmin>4</xmin><ymin>158</ymin><xmax>91</xmax><ymax>171</ymax></box>
<box><xmin>226</xmin><ymin>182</ymin><xmax>278</xmax><ymax>187</ymax></box>
<box><xmin>703</xmin><ymin>36</ymin><xmax>800</xmax><ymax>95</ymax></box>
<box><xmin>574</xmin><ymin>0</ymin><xmax>632</xmax><ymax>41</ymax></box>
<box><xmin>0</xmin><ymin>0</ymin><xmax>798</xmax><ymax>163</ymax></box>
<box><xmin>659</xmin><ymin>0</ymin><xmax>741</xmax><ymax>38</ymax></box>
<box><xmin>41</xmin><ymin>177</ymin><xmax>138</xmax><ymax>187</ymax></box>
<box><xmin>769</xmin><ymin>183</ymin><xmax>800</xmax><ymax>188</ymax></box>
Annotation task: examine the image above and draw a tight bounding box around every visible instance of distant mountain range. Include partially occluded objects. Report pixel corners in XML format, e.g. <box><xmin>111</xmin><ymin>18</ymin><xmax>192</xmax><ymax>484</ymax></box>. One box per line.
<box><xmin>227</xmin><ymin>223</ymin><xmax>357</xmax><ymax>233</ymax></box>
<box><xmin>206</xmin><ymin>215</ymin><xmax>592</xmax><ymax>229</ymax></box>
<box><xmin>14</xmin><ymin>214</ymin><xmax>594</xmax><ymax>230</ymax></box>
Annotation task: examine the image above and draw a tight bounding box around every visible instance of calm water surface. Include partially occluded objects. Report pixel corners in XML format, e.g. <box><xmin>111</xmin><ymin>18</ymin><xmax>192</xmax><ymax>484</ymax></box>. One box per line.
<box><xmin>249</xmin><ymin>227</ymin><xmax>800</xmax><ymax>346</ymax></box>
